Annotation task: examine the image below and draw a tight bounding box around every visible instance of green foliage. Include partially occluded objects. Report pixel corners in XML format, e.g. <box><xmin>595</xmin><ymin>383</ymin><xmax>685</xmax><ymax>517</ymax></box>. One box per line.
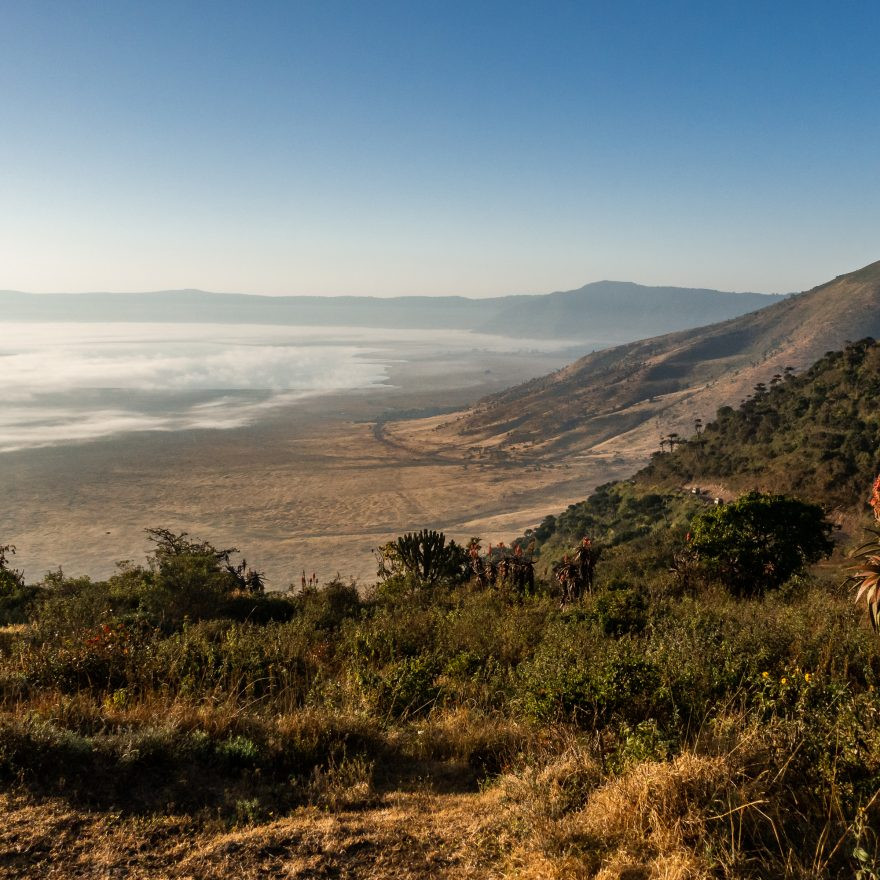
<box><xmin>0</xmin><ymin>544</ymin><xmax>23</xmax><ymax>594</ymax></box>
<box><xmin>609</xmin><ymin>719</ymin><xmax>675</xmax><ymax>772</ymax></box>
<box><xmin>0</xmin><ymin>544</ymin><xmax>41</xmax><ymax>625</ymax></box>
<box><xmin>515</xmin><ymin>481</ymin><xmax>708</xmax><ymax>575</ymax></box>
<box><xmin>590</xmin><ymin>584</ymin><xmax>648</xmax><ymax>637</ymax></box>
<box><xmin>643</xmin><ymin>338</ymin><xmax>880</xmax><ymax>507</ymax></box>
<box><xmin>293</xmin><ymin>578</ymin><xmax>361</xmax><ymax>630</ymax></box>
<box><xmin>21</xmin><ymin>620</ymin><xmax>153</xmax><ymax>693</ymax></box>
<box><xmin>136</xmin><ymin>529</ymin><xmax>248</xmax><ymax>626</ymax></box>
<box><xmin>1</xmin><ymin>540</ymin><xmax>879</xmax><ymax>872</ymax></box>
<box><xmin>376</xmin><ymin>529</ymin><xmax>468</xmax><ymax>586</ymax></box>
<box><xmin>366</xmin><ymin>654</ymin><xmax>442</xmax><ymax>719</ymax></box>
<box><xmin>217</xmin><ymin>592</ymin><xmax>296</xmax><ymax>624</ymax></box>
<box><xmin>690</xmin><ymin>491</ymin><xmax>834</xmax><ymax>595</ymax></box>
<box><xmin>516</xmin><ymin>620</ymin><xmax>664</xmax><ymax>725</ymax></box>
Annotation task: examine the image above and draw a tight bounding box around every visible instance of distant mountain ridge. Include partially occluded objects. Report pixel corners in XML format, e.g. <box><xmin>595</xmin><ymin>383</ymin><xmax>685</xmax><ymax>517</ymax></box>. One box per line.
<box><xmin>473</xmin><ymin>281</ymin><xmax>785</xmax><ymax>339</ymax></box>
<box><xmin>435</xmin><ymin>260</ymin><xmax>880</xmax><ymax>457</ymax></box>
<box><xmin>0</xmin><ymin>283</ymin><xmax>783</xmax><ymax>343</ymax></box>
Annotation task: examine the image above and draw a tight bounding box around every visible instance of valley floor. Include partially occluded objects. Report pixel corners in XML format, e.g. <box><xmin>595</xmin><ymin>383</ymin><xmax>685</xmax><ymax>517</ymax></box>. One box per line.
<box><xmin>1</xmin><ymin>348</ymin><xmax>638</xmax><ymax>587</ymax></box>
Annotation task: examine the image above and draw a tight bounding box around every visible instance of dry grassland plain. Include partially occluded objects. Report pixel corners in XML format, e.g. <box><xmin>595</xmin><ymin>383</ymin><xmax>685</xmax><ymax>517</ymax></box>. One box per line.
<box><xmin>1</xmin><ymin>346</ymin><xmax>639</xmax><ymax>589</ymax></box>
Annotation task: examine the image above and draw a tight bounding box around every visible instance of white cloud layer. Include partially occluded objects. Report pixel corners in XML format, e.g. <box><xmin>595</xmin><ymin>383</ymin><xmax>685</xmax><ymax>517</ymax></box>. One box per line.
<box><xmin>0</xmin><ymin>322</ymin><xmax>572</xmax><ymax>452</ymax></box>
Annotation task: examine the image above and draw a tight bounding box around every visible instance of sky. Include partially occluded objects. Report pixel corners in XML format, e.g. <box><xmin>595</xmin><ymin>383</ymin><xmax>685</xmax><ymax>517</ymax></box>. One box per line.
<box><xmin>1</xmin><ymin>1</ymin><xmax>878</xmax><ymax>297</ymax></box>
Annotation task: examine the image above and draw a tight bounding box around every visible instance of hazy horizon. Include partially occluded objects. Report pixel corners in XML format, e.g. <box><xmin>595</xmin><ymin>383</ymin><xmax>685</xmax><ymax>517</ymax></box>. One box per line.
<box><xmin>0</xmin><ymin>322</ymin><xmax>586</xmax><ymax>453</ymax></box>
<box><xmin>2</xmin><ymin>278</ymin><xmax>788</xmax><ymax>298</ymax></box>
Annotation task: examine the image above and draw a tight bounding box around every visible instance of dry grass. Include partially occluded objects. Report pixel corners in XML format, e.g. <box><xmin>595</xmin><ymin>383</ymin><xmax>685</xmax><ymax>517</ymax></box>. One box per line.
<box><xmin>493</xmin><ymin>735</ymin><xmax>781</xmax><ymax>880</ymax></box>
<box><xmin>0</xmin><ymin>788</ymin><xmax>509</xmax><ymax>880</ymax></box>
<box><xmin>0</xmin><ymin>731</ymin><xmax>872</xmax><ymax>878</ymax></box>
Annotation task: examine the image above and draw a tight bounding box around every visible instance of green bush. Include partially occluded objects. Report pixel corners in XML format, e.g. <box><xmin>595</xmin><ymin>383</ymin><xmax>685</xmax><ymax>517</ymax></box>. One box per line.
<box><xmin>590</xmin><ymin>585</ymin><xmax>648</xmax><ymax>637</ymax></box>
<box><xmin>690</xmin><ymin>491</ymin><xmax>834</xmax><ymax>596</ymax></box>
<box><xmin>218</xmin><ymin>592</ymin><xmax>296</xmax><ymax>623</ymax></box>
<box><xmin>365</xmin><ymin>654</ymin><xmax>442</xmax><ymax>720</ymax></box>
<box><xmin>0</xmin><ymin>545</ymin><xmax>43</xmax><ymax>624</ymax></box>
<box><xmin>517</xmin><ymin>621</ymin><xmax>664</xmax><ymax>725</ymax></box>
<box><xmin>21</xmin><ymin>621</ymin><xmax>156</xmax><ymax>694</ymax></box>
<box><xmin>293</xmin><ymin>578</ymin><xmax>361</xmax><ymax>630</ymax></box>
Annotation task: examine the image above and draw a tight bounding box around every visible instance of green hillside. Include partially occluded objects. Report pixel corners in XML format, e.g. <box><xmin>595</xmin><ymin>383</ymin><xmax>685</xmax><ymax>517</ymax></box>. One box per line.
<box><xmin>512</xmin><ymin>338</ymin><xmax>880</xmax><ymax>574</ymax></box>
<box><xmin>641</xmin><ymin>337</ymin><xmax>880</xmax><ymax>507</ymax></box>
<box><xmin>2</xmin><ymin>339</ymin><xmax>880</xmax><ymax>877</ymax></box>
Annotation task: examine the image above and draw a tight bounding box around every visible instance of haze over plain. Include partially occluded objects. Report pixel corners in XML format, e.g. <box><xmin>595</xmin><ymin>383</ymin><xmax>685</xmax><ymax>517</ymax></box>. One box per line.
<box><xmin>2</xmin><ymin>2</ymin><xmax>879</xmax><ymax>583</ymax></box>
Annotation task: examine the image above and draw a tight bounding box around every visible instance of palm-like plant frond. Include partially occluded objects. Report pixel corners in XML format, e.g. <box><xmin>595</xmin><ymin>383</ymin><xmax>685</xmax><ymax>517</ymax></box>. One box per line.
<box><xmin>847</xmin><ymin>528</ymin><xmax>880</xmax><ymax>632</ymax></box>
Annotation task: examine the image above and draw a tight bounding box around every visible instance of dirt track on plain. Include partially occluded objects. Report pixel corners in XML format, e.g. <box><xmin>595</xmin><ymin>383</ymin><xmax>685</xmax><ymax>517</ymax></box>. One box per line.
<box><xmin>1</xmin><ymin>349</ymin><xmax>640</xmax><ymax>588</ymax></box>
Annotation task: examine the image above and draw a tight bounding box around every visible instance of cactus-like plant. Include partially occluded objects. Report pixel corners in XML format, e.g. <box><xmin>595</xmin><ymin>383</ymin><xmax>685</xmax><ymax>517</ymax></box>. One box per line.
<box><xmin>376</xmin><ymin>529</ymin><xmax>468</xmax><ymax>586</ymax></box>
<box><xmin>466</xmin><ymin>540</ymin><xmax>535</xmax><ymax>596</ymax></box>
<box><xmin>554</xmin><ymin>537</ymin><xmax>601</xmax><ymax>605</ymax></box>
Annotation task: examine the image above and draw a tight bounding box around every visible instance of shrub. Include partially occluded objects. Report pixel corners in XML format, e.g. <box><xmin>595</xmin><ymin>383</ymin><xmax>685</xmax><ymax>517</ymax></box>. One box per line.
<box><xmin>690</xmin><ymin>491</ymin><xmax>834</xmax><ymax>596</ymax></box>
<box><xmin>293</xmin><ymin>578</ymin><xmax>361</xmax><ymax>630</ymax></box>
<box><xmin>0</xmin><ymin>545</ymin><xmax>41</xmax><ymax>625</ymax></box>
<box><xmin>517</xmin><ymin>622</ymin><xmax>664</xmax><ymax>725</ymax></box>
<box><xmin>365</xmin><ymin>654</ymin><xmax>442</xmax><ymax>720</ymax></box>
<box><xmin>218</xmin><ymin>593</ymin><xmax>296</xmax><ymax>624</ymax></box>
<box><xmin>21</xmin><ymin>621</ymin><xmax>156</xmax><ymax>693</ymax></box>
<box><xmin>375</xmin><ymin>529</ymin><xmax>469</xmax><ymax>587</ymax></box>
<box><xmin>590</xmin><ymin>585</ymin><xmax>648</xmax><ymax>637</ymax></box>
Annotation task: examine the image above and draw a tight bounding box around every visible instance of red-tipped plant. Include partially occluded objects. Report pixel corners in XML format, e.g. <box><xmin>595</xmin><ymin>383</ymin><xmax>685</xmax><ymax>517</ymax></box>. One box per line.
<box><xmin>848</xmin><ymin>476</ymin><xmax>880</xmax><ymax>631</ymax></box>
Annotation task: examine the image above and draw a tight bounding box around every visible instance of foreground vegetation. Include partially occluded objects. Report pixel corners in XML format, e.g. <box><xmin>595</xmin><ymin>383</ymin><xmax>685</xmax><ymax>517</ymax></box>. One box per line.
<box><xmin>1</xmin><ymin>508</ymin><xmax>878</xmax><ymax>878</ymax></box>
<box><xmin>3</xmin><ymin>340</ymin><xmax>880</xmax><ymax>878</ymax></box>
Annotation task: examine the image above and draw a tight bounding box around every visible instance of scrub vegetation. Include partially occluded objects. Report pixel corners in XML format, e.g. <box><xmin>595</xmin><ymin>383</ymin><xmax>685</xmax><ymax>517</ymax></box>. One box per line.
<box><xmin>2</xmin><ymin>342</ymin><xmax>880</xmax><ymax>879</ymax></box>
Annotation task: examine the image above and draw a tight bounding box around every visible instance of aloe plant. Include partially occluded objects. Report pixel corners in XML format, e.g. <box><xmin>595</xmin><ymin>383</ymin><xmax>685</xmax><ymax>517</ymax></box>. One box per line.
<box><xmin>554</xmin><ymin>537</ymin><xmax>601</xmax><ymax>605</ymax></box>
<box><xmin>848</xmin><ymin>477</ymin><xmax>880</xmax><ymax>631</ymax></box>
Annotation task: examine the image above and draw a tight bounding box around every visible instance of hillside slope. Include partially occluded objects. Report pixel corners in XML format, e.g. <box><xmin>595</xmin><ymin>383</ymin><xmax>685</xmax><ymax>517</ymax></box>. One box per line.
<box><xmin>438</xmin><ymin>260</ymin><xmax>880</xmax><ymax>457</ymax></box>
<box><xmin>521</xmin><ymin>338</ymin><xmax>880</xmax><ymax>568</ymax></box>
<box><xmin>640</xmin><ymin>337</ymin><xmax>880</xmax><ymax>508</ymax></box>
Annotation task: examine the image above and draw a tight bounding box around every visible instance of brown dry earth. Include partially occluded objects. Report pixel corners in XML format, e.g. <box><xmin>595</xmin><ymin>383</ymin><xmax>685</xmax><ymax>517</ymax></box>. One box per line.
<box><xmin>1</xmin><ymin>348</ymin><xmax>638</xmax><ymax>588</ymax></box>
<box><xmin>0</xmin><ymin>790</ymin><xmax>514</xmax><ymax>880</ymax></box>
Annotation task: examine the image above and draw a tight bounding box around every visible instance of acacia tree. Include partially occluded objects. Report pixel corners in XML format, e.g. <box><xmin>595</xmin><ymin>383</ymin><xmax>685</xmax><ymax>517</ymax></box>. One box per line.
<box><xmin>689</xmin><ymin>492</ymin><xmax>834</xmax><ymax>596</ymax></box>
<box><xmin>131</xmin><ymin>529</ymin><xmax>265</xmax><ymax>626</ymax></box>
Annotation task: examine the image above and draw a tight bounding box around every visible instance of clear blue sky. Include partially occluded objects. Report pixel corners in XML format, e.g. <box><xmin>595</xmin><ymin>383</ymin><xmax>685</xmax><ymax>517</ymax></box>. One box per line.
<box><xmin>1</xmin><ymin>1</ymin><xmax>877</xmax><ymax>296</ymax></box>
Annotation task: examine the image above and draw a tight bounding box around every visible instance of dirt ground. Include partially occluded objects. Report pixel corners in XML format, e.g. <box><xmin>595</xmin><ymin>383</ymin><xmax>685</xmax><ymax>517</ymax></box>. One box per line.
<box><xmin>0</xmin><ymin>348</ymin><xmax>641</xmax><ymax>588</ymax></box>
<box><xmin>0</xmin><ymin>789</ymin><xmax>518</xmax><ymax>880</ymax></box>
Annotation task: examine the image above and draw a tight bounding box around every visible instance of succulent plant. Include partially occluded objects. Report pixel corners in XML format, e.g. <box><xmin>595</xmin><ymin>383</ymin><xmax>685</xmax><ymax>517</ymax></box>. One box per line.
<box><xmin>847</xmin><ymin>476</ymin><xmax>880</xmax><ymax>631</ymax></box>
<box><xmin>377</xmin><ymin>529</ymin><xmax>468</xmax><ymax>586</ymax></box>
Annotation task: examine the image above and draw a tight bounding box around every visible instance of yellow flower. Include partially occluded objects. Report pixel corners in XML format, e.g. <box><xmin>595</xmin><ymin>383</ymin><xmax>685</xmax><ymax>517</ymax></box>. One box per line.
<box><xmin>780</xmin><ymin>677</ymin><xmax>788</xmax><ymax>685</ymax></box>
<box><xmin>761</xmin><ymin>671</ymin><xmax>769</xmax><ymax>679</ymax></box>
<box><xmin>804</xmin><ymin>673</ymin><xmax>812</xmax><ymax>683</ymax></box>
